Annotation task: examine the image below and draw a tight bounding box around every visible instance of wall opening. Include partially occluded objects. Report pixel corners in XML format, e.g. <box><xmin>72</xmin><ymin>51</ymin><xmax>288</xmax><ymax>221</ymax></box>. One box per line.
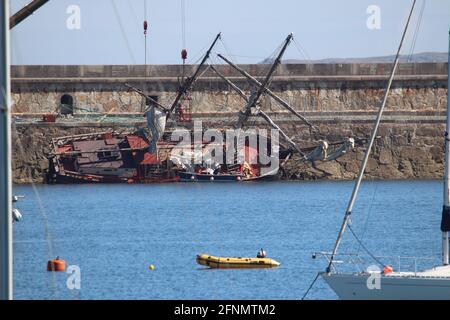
<box><xmin>60</xmin><ymin>94</ymin><xmax>74</xmax><ymax>115</ymax></box>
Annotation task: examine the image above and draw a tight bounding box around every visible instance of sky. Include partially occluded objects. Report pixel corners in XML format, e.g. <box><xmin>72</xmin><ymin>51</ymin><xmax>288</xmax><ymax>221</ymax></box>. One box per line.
<box><xmin>9</xmin><ymin>0</ymin><xmax>450</xmax><ymax>65</ymax></box>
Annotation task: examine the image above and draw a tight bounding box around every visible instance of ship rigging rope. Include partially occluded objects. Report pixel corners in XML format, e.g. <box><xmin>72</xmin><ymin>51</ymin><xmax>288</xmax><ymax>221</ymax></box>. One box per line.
<box><xmin>301</xmin><ymin>220</ymin><xmax>385</xmax><ymax>300</ymax></box>
<box><xmin>348</xmin><ymin>224</ymin><xmax>385</xmax><ymax>268</ymax></box>
<box><xmin>187</xmin><ymin>43</ymin><xmax>209</xmax><ymax>65</ymax></box>
<box><xmin>407</xmin><ymin>0</ymin><xmax>426</xmax><ymax>62</ymax></box>
<box><xmin>354</xmin><ymin>180</ymin><xmax>379</xmax><ymax>255</ymax></box>
<box><xmin>111</xmin><ymin>0</ymin><xmax>136</xmax><ymax>64</ymax></box>
<box><xmin>190</xmin><ymin>64</ymin><xmax>211</xmax><ymax>88</ymax></box>
<box><xmin>260</xmin><ymin>40</ymin><xmax>284</xmax><ymax>77</ymax></box>
<box><xmin>219</xmin><ymin>37</ymin><xmax>239</xmax><ymax>64</ymax></box>
<box><xmin>293</xmin><ymin>38</ymin><xmax>310</xmax><ymax>61</ymax></box>
<box><xmin>218</xmin><ymin>37</ymin><xmax>270</xmax><ymax>64</ymax></box>
<box><xmin>301</xmin><ymin>272</ymin><xmax>320</xmax><ymax>300</ymax></box>
<box><xmin>126</xmin><ymin>0</ymin><xmax>141</xmax><ymax>33</ymax></box>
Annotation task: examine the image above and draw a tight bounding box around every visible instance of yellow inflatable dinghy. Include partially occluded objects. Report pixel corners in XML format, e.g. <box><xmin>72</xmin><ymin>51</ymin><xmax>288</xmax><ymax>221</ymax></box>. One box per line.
<box><xmin>196</xmin><ymin>254</ymin><xmax>280</xmax><ymax>269</ymax></box>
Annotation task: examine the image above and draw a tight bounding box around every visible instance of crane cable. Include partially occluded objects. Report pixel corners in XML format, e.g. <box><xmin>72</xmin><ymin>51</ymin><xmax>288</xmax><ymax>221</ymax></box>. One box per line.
<box><xmin>143</xmin><ymin>0</ymin><xmax>148</xmax><ymax>65</ymax></box>
<box><xmin>181</xmin><ymin>0</ymin><xmax>186</xmax><ymax>50</ymax></box>
<box><xmin>180</xmin><ymin>0</ymin><xmax>187</xmax><ymax>80</ymax></box>
<box><xmin>141</xmin><ymin>0</ymin><xmax>149</xmax><ymax>112</ymax></box>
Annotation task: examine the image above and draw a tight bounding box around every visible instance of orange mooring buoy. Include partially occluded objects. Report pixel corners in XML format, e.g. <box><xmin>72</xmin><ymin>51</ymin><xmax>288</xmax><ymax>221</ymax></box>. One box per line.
<box><xmin>47</xmin><ymin>256</ymin><xmax>66</xmax><ymax>272</ymax></box>
<box><xmin>383</xmin><ymin>265</ymin><xmax>393</xmax><ymax>274</ymax></box>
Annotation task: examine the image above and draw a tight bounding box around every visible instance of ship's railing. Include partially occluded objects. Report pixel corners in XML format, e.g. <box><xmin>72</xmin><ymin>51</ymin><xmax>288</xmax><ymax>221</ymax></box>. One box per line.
<box><xmin>313</xmin><ymin>251</ymin><xmax>438</xmax><ymax>275</ymax></box>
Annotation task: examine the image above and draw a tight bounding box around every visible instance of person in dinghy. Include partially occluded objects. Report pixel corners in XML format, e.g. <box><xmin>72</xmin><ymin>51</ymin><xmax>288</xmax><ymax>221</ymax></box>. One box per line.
<box><xmin>257</xmin><ymin>248</ymin><xmax>266</xmax><ymax>258</ymax></box>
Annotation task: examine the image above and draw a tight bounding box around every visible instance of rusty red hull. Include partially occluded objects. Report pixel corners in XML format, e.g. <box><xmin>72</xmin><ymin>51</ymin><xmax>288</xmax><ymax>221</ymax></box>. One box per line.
<box><xmin>45</xmin><ymin>131</ymin><xmax>180</xmax><ymax>184</ymax></box>
<box><xmin>45</xmin><ymin>130</ymin><xmax>291</xmax><ymax>184</ymax></box>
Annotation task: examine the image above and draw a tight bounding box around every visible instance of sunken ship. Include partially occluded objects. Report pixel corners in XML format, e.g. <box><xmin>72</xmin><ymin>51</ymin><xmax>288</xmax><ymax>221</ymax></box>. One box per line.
<box><xmin>45</xmin><ymin>33</ymin><xmax>354</xmax><ymax>184</ymax></box>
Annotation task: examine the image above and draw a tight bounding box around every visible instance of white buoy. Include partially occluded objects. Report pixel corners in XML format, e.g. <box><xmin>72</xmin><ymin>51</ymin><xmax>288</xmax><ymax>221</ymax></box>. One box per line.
<box><xmin>12</xmin><ymin>208</ymin><xmax>22</xmax><ymax>222</ymax></box>
<box><xmin>12</xmin><ymin>195</ymin><xmax>24</xmax><ymax>203</ymax></box>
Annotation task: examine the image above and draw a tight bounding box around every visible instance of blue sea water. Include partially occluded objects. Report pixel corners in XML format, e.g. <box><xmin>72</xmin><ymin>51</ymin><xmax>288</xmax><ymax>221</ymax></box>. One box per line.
<box><xmin>12</xmin><ymin>180</ymin><xmax>442</xmax><ymax>300</ymax></box>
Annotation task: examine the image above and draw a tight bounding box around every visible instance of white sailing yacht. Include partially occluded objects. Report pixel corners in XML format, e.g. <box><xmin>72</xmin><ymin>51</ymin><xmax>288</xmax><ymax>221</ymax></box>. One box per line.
<box><xmin>319</xmin><ymin>1</ymin><xmax>450</xmax><ymax>300</ymax></box>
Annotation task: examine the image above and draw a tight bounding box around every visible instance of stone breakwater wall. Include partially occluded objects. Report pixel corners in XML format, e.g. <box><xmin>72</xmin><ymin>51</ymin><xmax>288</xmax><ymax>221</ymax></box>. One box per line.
<box><xmin>10</xmin><ymin>62</ymin><xmax>448</xmax><ymax>184</ymax></box>
<box><xmin>11</xmin><ymin>63</ymin><xmax>448</xmax><ymax>115</ymax></box>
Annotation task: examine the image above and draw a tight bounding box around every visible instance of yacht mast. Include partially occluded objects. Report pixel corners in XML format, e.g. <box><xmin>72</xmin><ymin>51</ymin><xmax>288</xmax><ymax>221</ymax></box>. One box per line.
<box><xmin>235</xmin><ymin>33</ymin><xmax>293</xmax><ymax>129</ymax></box>
<box><xmin>0</xmin><ymin>0</ymin><xmax>13</xmax><ymax>300</ymax></box>
<box><xmin>326</xmin><ymin>0</ymin><xmax>417</xmax><ymax>273</ymax></box>
<box><xmin>209</xmin><ymin>64</ymin><xmax>305</xmax><ymax>156</ymax></box>
<box><xmin>441</xmin><ymin>30</ymin><xmax>450</xmax><ymax>265</ymax></box>
<box><xmin>9</xmin><ymin>0</ymin><xmax>49</xmax><ymax>29</ymax></box>
<box><xmin>217</xmin><ymin>53</ymin><xmax>314</xmax><ymax>129</ymax></box>
<box><xmin>167</xmin><ymin>32</ymin><xmax>221</xmax><ymax>118</ymax></box>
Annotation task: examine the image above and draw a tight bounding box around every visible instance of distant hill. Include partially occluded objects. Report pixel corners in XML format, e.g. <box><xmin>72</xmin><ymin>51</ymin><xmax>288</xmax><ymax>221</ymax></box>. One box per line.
<box><xmin>260</xmin><ymin>52</ymin><xmax>448</xmax><ymax>64</ymax></box>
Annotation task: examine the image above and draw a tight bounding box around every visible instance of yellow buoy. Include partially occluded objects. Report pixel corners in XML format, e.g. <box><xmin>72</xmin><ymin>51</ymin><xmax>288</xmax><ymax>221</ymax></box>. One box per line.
<box><xmin>149</xmin><ymin>264</ymin><xmax>155</xmax><ymax>270</ymax></box>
